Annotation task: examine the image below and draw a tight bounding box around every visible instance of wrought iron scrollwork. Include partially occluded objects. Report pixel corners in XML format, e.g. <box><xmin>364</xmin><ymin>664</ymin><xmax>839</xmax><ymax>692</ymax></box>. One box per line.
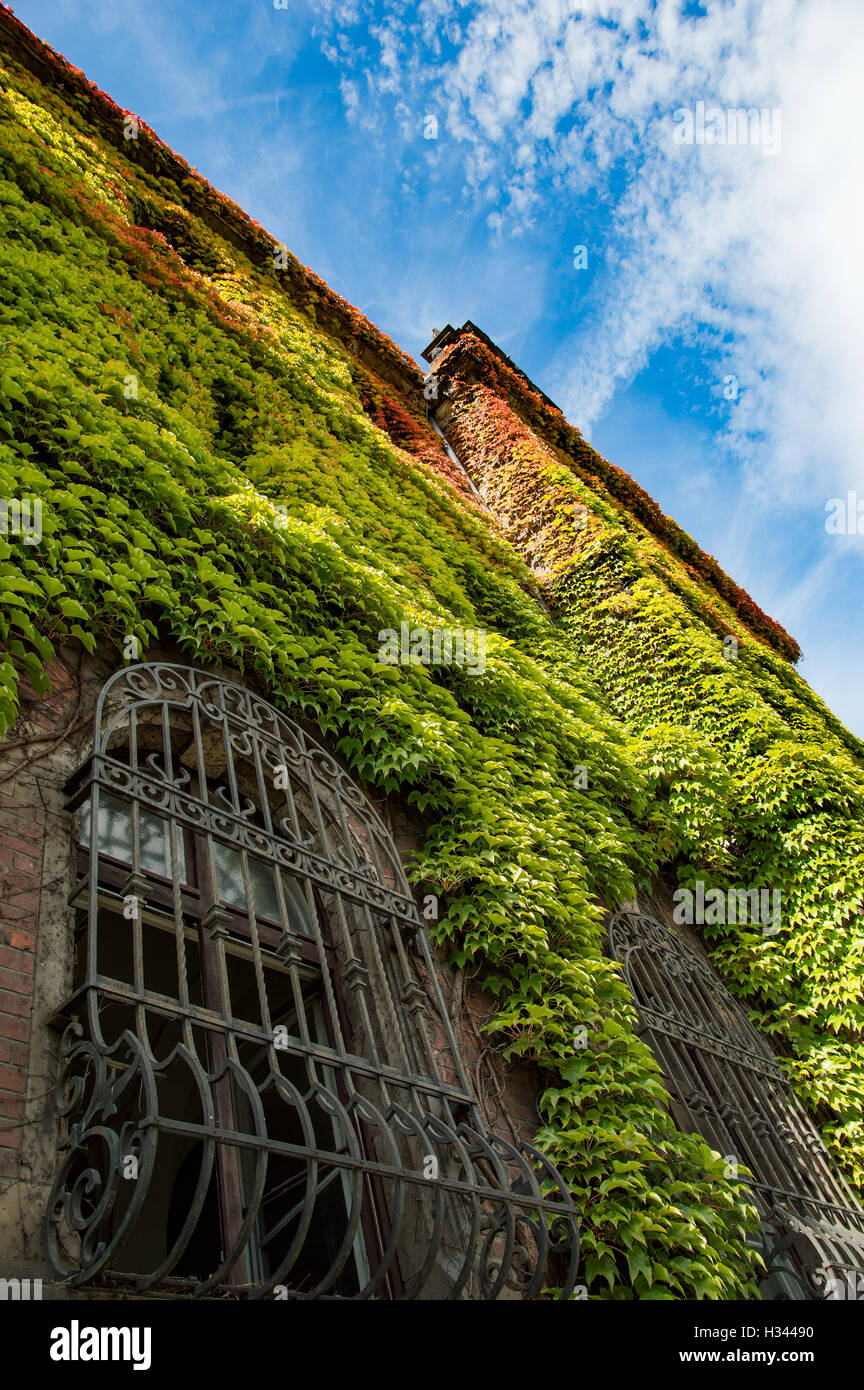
<box><xmin>609</xmin><ymin>908</ymin><xmax>864</xmax><ymax>1300</ymax></box>
<box><xmin>45</xmin><ymin>664</ymin><xmax>579</xmax><ymax>1299</ymax></box>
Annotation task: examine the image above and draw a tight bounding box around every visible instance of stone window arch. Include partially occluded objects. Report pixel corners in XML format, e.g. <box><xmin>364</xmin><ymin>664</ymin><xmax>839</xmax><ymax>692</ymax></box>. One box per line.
<box><xmin>44</xmin><ymin>663</ymin><xmax>578</xmax><ymax>1299</ymax></box>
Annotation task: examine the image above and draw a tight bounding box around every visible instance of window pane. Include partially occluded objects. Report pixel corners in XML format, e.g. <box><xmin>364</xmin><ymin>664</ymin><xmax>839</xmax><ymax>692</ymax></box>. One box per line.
<box><xmin>79</xmin><ymin>793</ymin><xmax>187</xmax><ymax>882</ymax></box>
<box><xmin>212</xmin><ymin>842</ymin><xmax>310</xmax><ymax>930</ymax></box>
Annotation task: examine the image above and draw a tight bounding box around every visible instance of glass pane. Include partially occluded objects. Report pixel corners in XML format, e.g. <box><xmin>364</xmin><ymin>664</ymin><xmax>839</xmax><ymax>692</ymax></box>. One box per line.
<box><xmin>280</xmin><ymin>874</ymin><xmax>313</xmax><ymax>936</ymax></box>
<box><xmin>211</xmin><ymin>843</ymin><xmax>311</xmax><ymax>930</ymax></box>
<box><xmin>79</xmin><ymin>793</ymin><xmax>187</xmax><ymax>882</ymax></box>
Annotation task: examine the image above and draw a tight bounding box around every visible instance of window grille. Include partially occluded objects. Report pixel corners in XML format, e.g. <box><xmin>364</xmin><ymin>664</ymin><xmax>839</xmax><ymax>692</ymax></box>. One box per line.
<box><xmin>609</xmin><ymin>909</ymin><xmax>864</xmax><ymax>1299</ymax></box>
<box><xmin>44</xmin><ymin>664</ymin><xmax>579</xmax><ymax>1299</ymax></box>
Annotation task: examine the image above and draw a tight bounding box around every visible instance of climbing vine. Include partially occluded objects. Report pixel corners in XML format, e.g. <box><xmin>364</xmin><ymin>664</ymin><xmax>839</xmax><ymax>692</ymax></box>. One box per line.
<box><xmin>2</xmin><ymin>14</ymin><xmax>859</xmax><ymax>1300</ymax></box>
<box><xmin>436</xmin><ymin>332</ymin><xmax>801</xmax><ymax>660</ymax></box>
<box><xmin>440</xmin><ymin>371</ymin><xmax>864</xmax><ymax>1198</ymax></box>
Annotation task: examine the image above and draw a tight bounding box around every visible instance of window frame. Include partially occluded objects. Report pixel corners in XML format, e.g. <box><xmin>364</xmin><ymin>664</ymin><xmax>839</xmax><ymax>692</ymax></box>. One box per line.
<box><xmin>45</xmin><ymin>662</ymin><xmax>580</xmax><ymax>1300</ymax></box>
<box><xmin>608</xmin><ymin>907</ymin><xmax>864</xmax><ymax>1300</ymax></box>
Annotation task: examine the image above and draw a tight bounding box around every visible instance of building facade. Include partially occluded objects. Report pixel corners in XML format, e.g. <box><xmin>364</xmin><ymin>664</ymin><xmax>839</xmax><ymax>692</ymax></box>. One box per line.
<box><xmin>1</xmin><ymin>8</ymin><xmax>864</xmax><ymax>1300</ymax></box>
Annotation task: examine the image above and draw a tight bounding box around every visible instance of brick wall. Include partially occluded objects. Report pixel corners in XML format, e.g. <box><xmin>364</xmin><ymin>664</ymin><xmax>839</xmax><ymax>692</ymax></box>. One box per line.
<box><xmin>0</xmin><ymin>799</ymin><xmax>42</xmax><ymax>1183</ymax></box>
<box><xmin>0</xmin><ymin>646</ymin><xmax>112</xmax><ymax>1275</ymax></box>
<box><xmin>0</xmin><ymin>654</ymin><xmax>85</xmax><ymax>1187</ymax></box>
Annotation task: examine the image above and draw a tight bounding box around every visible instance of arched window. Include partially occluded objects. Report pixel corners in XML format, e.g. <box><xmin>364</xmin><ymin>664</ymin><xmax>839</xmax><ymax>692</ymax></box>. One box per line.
<box><xmin>45</xmin><ymin>664</ymin><xmax>578</xmax><ymax>1299</ymax></box>
<box><xmin>609</xmin><ymin>909</ymin><xmax>864</xmax><ymax>1300</ymax></box>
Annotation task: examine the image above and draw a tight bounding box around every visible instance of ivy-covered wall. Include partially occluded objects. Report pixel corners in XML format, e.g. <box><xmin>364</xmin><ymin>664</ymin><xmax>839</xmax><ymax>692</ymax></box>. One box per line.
<box><xmin>435</xmin><ymin>357</ymin><xmax>864</xmax><ymax>1177</ymax></box>
<box><xmin>1</xmin><ymin>8</ymin><xmax>862</xmax><ymax>1300</ymax></box>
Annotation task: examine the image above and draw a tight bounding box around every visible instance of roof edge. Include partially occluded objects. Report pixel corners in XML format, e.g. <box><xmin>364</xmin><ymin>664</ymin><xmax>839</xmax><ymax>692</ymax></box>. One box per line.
<box><xmin>0</xmin><ymin>4</ymin><xmax>423</xmax><ymax>396</ymax></box>
<box><xmin>433</xmin><ymin>327</ymin><xmax>801</xmax><ymax>664</ymax></box>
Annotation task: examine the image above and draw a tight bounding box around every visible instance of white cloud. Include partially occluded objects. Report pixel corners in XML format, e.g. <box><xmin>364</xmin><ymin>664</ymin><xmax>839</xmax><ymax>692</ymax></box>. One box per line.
<box><xmin>318</xmin><ymin>0</ymin><xmax>864</xmax><ymax>508</ymax></box>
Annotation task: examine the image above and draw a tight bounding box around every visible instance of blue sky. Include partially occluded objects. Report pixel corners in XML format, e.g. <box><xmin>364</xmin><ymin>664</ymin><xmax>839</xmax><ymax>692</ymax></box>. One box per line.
<box><xmin>11</xmin><ymin>0</ymin><xmax>864</xmax><ymax>736</ymax></box>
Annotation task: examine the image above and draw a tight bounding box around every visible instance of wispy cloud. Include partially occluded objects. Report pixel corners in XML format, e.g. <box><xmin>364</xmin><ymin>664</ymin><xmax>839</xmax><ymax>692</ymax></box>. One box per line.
<box><xmin>317</xmin><ymin>0</ymin><xmax>864</xmax><ymax>503</ymax></box>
